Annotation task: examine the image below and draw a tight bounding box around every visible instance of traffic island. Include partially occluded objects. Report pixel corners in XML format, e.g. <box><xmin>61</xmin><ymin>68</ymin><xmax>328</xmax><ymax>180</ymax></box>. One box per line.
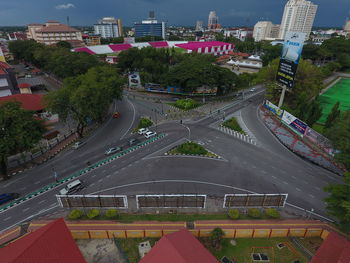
<box><xmin>222</xmin><ymin>117</ymin><xmax>246</xmax><ymax>135</ymax></box>
<box><xmin>165</xmin><ymin>141</ymin><xmax>220</xmax><ymax>159</ymax></box>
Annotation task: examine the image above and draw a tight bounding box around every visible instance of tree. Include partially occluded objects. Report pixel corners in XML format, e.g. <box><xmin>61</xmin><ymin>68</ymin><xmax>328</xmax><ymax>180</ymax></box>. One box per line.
<box><xmin>325</xmin><ymin>102</ymin><xmax>341</xmax><ymax>128</ymax></box>
<box><xmin>210</xmin><ymin>228</ymin><xmax>225</xmax><ymax>249</ymax></box>
<box><xmin>305</xmin><ymin>99</ymin><xmax>323</xmax><ymax>126</ymax></box>
<box><xmin>324</xmin><ymin>172</ymin><xmax>350</xmax><ymax>231</ymax></box>
<box><xmin>324</xmin><ymin>110</ymin><xmax>350</xmax><ymax>170</ymax></box>
<box><xmin>228</xmin><ymin>209</ymin><xmax>240</xmax><ymax>219</ymax></box>
<box><xmin>46</xmin><ymin>65</ymin><xmax>125</xmax><ymax>137</ymax></box>
<box><xmin>56</xmin><ymin>41</ymin><xmax>72</xmax><ymax>49</ymax></box>
<box><xmin>0</xmin><ymin>101</ymin><xmax>45</xmax><ymax>179</ymax></box>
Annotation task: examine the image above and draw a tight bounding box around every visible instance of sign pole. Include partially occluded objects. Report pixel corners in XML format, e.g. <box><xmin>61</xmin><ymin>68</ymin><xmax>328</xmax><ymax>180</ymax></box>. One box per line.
<box><xmin>278</xmin><ymin>85</ymin><xmax>287</xmax><ymax>108</ymax></box>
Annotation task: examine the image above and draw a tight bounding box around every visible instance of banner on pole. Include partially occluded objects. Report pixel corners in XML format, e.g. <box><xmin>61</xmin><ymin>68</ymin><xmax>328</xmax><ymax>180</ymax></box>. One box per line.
<box><xmin>281</xmin><ymin>110</ymin><xmax>308</xmax><ymax>136</ymax></box>
<box><xmin>276</xmin><ymin>31</ymin><xmax>306</xmax><ymax>88</ymax></box>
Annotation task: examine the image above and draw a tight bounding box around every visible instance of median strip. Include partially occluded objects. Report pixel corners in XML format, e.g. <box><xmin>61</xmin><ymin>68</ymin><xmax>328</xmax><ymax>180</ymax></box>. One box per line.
<box><xmin>0</xmin><ymin>133</ymin><xmax>167</xmax><ymax>213</ymax></box>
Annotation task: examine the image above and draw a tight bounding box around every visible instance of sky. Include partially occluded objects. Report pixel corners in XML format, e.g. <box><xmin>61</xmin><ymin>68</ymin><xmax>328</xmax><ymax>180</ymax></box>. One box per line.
<box><xmin>0</xmin><ymin>0</ymin><xmax>349</xmax><ymax>27</ymax></box>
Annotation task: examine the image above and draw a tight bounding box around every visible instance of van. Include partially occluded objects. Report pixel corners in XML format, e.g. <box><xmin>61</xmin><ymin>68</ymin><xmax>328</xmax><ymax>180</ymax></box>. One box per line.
<box><xmin>59</xmin><ymin>180</ymin><xmax>84</xmax><ymax>195</ymax></box>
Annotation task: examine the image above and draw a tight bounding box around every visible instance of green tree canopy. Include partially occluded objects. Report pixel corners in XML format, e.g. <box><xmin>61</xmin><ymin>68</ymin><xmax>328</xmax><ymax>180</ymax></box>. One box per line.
<box><xmin>324</xmin><ymin>172</ymin><xmax>350</xmax><ymax>231</ymax></box>
<box><xmin>0</xmin><ymin>101</ymin><xmax>45</xmax><ymax>179</ymax></box>
<box><xmin>325</xmin><ymin>101</ymin><xmax>341</xmax><ymax>128</ymax></box>
<box><xmin>45</xmin><ymin>65</ymin><xmax>125</xmax><ymax>137</ymax></box>
<box><xmin>56</xmin><ymin>41</ymin><xmax>72</xmax><ymax>49</ymax></box>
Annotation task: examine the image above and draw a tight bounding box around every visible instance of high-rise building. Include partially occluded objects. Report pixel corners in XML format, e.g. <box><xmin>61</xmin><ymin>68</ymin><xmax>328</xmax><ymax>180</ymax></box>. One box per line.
<box><xmin>26</xmin><ymin>21</ymin><xmax>83</xmax><ymax>46</ymax></box>
<box><xmin>253</xmin><ymin>21</ymin><xmax>281</xmax><ymax>41</ymax></box>
<box><xmin>208</xmin><ymin>11</ymin><xmax>221</xmax><ymax>30</ymax></box>
<box><xmin>195</xmin><ymin>21</ymin><xmax>203</xmax><ymax>31</ymax></box>
<box><xmin>279</xmin><ymin>0</ymin><xmax>318</xmax><ymax>40</ymax></box>
<box><xmin>94</xmin><ymin>17</ymin><xmax>123</xmax><ymax>38</ymax></box>
<box><xmin>344</xmin><ymin>20</ymin><xmax>350</xmax><ymax>32</ymax></box>
<box><xmin>134</xmin><ymin>11</ymin><xmax>166</xmax><ymax>39</ymax></box>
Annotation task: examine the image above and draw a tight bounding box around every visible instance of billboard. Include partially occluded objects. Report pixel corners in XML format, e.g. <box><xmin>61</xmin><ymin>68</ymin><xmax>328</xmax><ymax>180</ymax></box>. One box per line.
<box><xmin>264</xmin><ymin>100</ymin><xmax>283</xmax><ymax>117</ymax></box>
<box><xmin>281</xmin><ymin>110</ymin><xmax>308</xmax><ymax>136</ymax></box>
<box><xmin>276</xmin><ymin>32</ymin><xmax>306</xmax><ymax>88</ymax></box>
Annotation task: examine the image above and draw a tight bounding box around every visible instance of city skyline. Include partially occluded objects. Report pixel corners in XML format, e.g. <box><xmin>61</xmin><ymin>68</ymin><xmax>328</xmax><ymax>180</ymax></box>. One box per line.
<box><xmin>0</xmin><ymin>0</ymin><xmax>349</xmax><ymax>27</ymax></box>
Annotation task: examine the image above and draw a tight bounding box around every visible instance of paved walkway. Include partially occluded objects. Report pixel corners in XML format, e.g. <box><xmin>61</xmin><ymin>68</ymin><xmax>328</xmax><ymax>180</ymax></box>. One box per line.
<box><xmin>259</xmin><ymin>107</ymin><xmax>344</xmax><ymax>175</ymax></box>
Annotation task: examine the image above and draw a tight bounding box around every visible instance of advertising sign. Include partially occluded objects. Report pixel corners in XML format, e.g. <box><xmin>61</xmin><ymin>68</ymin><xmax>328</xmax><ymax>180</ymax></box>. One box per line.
<box><xmin>264</xmin><ymin>100</ymin><xmax>283</xmax><ymax>117</ymax></box>
<box><xmin>281</xmin><ymin>110</ymin><xmax>308</xmax><ymax>136</ymax></box>
<box><xmin>276</xmin><ymin>31</ymin><xmax>306</xmax><ymax>88</ymax></box>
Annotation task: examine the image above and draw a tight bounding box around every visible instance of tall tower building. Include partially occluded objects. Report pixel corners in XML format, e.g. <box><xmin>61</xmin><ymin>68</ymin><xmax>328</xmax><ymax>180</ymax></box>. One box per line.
<box><xmin>279</xmin><ymin>0</ymin><xmax>318</xmax><ymax>40</ymax></box>
<box><xmin>94</xmin><ymin>17</ymin><xmax>122</xmax><ymax>38</ymax></box>
<box><xmin>208</xmin><ymin>11</ymin><xmax>219</xmax><ymax>30</ymax></box>
<box><xmin>134</xmin><ymin>11</ymin><xmax>166</xmax><ymax>39</ymax></box>
<box><xmin>344</xmin><ymin>20</ymin><xmax>350</xmax><ymax>32</ymax></box>
<box><xmin>195</xmin><ymin>21</ymin><xmax>203</xmax><ymax>31</ymax></box>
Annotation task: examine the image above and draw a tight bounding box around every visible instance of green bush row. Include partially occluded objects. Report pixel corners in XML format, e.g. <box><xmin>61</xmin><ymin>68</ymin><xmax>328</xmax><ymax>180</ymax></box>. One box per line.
<box><xmin>174</xmin><ymin>99</ymin><xmax>198</xmax><ymax>110</ymax></box>
<box><xmin>137</xmin><ymin>118</ymin><xmax>153</xmax><ymax>129</ymax></box>
<box><xmin>68</xmin><ymin>209</ymin><xmax>119</xmax><ymax>220</ymax></box>
<box><xmin>228</xmin><ymin>208</ymin><xmax>280</xmax><ymax>219</ymax></box>
<box><xmin>174</xmin><ymin>142</ymin><xmax>208</xmax><ymax>155</ymax></box>
<box><xmin>222</xmin><ymin>117</ymin><xmax>245</xmax><ymax>134</ymax></box>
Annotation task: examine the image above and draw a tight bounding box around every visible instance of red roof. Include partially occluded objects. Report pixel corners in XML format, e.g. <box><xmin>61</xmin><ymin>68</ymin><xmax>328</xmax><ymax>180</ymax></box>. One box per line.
<box><xmin>0</xmin><ymin>218</ymin><xmax>86</xmax><ymax>263</ymax></box>
<box><xmin>37</xmin><ymin>24</ymin><xmax>79</xmax><ymax>33</ymax></box>
<box><xmin>0</xmin><ymin>94</ymin><xmax>45</xmax><ymax>111</ymax></box>
<box><xmin>140</xmin><ymin>229</ymin><xmax>219</xmax><ymax>263</ymax></box>
<box><xmin>18</xmin><ymin>83</ymin><xmax>31</xmax><ymax>89</ymax></box>
<box><xmin>310</xmin><ymin>232</ymin><xmax>350</xmax><ymax>263</ymax></box>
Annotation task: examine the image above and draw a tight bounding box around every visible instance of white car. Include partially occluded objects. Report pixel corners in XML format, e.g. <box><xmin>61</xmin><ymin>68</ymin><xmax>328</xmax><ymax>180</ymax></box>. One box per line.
<box><xmin>59</xmin><ymin>180</ymin><xmax>84</xmax><ymax>195</ymax></box>
<box><xmin>105</xmin><ymin>147</ymin><xmax>122</xmax><ymax>155</ymax></box>
<box><xmin>72</xmin><ymin>141</ymin><xmax>85</xmax><ymax>149</ymax></box>
<box><xmin>144</xmin><ymin>131</ymin><xmax>157</xmax><ymax>138</ymax></box>
<box><xmin>138</xmin><ymin>128</ymin><xmax>149</xmax><ymax>135</ymax></box>
<box><xmin>250</xmin><ymin>88</ymin><xmax>256</xmax><ymax>92</ymax></box>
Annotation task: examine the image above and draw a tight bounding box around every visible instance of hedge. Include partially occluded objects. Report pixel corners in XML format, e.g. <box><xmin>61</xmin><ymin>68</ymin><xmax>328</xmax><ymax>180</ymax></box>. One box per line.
<box><xmin>87</xmin><ymin>208</ymin><xmax>100</xmax><ymax>219</ymax></box>
<box><xmin>68</xmin><ymin>209</ymin><xmax>84</xmax><ymax>220</ymax></box>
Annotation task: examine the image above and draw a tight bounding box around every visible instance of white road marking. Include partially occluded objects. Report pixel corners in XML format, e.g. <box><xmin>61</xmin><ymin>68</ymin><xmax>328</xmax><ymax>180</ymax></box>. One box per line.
<box><xmin>106</xmin><ymin>175</ymin><xmax>111</xmax><ymax>178</ymax></box>
<box><xmin>98</xmin><ymin>179</ymin><xmax>103</xmax><ymax>183</ymax></box>
<box><xmin>309</xmin><ymin>194</ymin><xmax>315</xmax><ymax>198</ymax></box>
<box><xmin>303</xmin><ymin>181</ymin><xmax>308</xmax><ymax>184</ymax></box>
<box><xmin>112</xmin><ymin>165</ymin><xmax>117</xmax><ymax>168</ymax></box>
<box><xmin>315</xmin><ymin>187</ymin><xmax>321</xmax><ymax>191</ymax></box>
<box><xmin>296</xmin><ymin>188</ymin><xmax>301</xmax><ymax>192</ymax></box>
<box><xmin>23</xmin><ymin>208</ymin><xmax>30</xmax><ymax>212</ymax></box>
<box><xmin>34</xmin><ymin>181</ymin><xmax>41</xmax><ymax>185</ymax></box>
<box><xmin>20</xmin><ymin>187</ymin><xmax>26</xmax><ymax>191</ymax></box>
<box><xmin>92</xmin><ymin>174</ymin><xmax>96</xmax><ymax>178</ymax></box>
<box><xmin>291</xmin><ymin>176</ymin><xmax>296</xmax><ymax>179</ymax></box>
<box><xmin>38</xmin><ymin>200</ymin><xmax>46</xmax><ymax>205</ymax></box>
<box><xmin>102</xmin><ymin>170</ymin><xmax>106</xmax><ymax>173</ymax></box>
<box><xmin>4</xmin><ymin>216</ymin><xmax>12</xmax><ymax>221</ymax></box>
<box><xmin>261</xmin><ymin>170</ymin><xmax>267</xmax><ymax>174</ymax></box>
<box><xmin>114</xmin><ymin>171</ymin><xmax>119</xmax><ymax>174</ymax></box>
<box><xmin>90</xmin><ymin>183</ymin><xmax>95</xmax><ymax>187</ymax></box>
<box><xmin>272</xmin><ymin>175</ymin><xmax>277</xmax><ymax>179</ymax></box>
<box><xmin>120</xmin><ymin>98</ymin><xmax>136</xmax><ymax>140</ymax></box>
<box><xmin>283</xmin><ymin>181</ymin><xmax>288</xmax><ymax>185</ymax></box>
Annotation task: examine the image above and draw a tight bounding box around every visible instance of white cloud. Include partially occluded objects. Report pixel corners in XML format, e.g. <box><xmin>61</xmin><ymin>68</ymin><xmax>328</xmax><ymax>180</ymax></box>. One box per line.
<box><xmin>55</xmin><ymin>3</ymin><xmax>75</xmax><ymax>10</ymax></box>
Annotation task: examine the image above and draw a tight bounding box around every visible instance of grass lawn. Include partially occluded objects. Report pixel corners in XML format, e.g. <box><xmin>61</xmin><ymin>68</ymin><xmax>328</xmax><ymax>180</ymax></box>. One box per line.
<box><xmin>168</xmin><ymin>141</ymin><xmax>218</xmax><ymax>158</ymax></box>
<box><xmin>201</xmin><ymin>237</ymin><xmax>309</xmax><ymax>263</ymax></box>
<box><xmin>116</xmin><ymin>238</ymin><xmax>159</xmax><ymax>263</ymax></box>
<box><xmin>222</xmin><ymin>117</ymin><xmax>246</xmax><ymax>134</ymax></box>
<box><xmin>312</xmin><ymin>123</ymin><xmax>325</xmax><ymax>134</ymax></box>
<box><xmin>318</xmin><ymin>78</ymin><xmax>350</xmax><ymax>124</ymax></box>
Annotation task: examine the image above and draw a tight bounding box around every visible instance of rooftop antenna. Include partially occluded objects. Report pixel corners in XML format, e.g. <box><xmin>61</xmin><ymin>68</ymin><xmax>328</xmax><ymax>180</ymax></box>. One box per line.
<box><xmin>67</xmin><ymin>16</ymin><xmax>70</xmax><ymax>26</ymax></box>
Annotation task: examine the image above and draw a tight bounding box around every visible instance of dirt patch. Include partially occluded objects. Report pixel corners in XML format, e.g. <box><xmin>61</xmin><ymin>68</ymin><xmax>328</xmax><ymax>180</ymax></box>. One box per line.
<box><xmin>76</xmin><ymin>239</ymin><xmax>127</xmax><ymax>263</ymax></box>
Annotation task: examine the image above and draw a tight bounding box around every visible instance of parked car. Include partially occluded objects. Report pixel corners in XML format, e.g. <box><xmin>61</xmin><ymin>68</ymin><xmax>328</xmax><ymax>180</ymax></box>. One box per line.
<box><xmin>130</xmin><ymin>79</ymin><xmax>139</xmax><ymax>83</ymax></box>
<box><xmin>113</xmin><ymin>112</ymin><xmax>120</xmax><ymax>118</ymax></box>
<box><xmin>250</xmin><ymin>88</ymin><xmax>256</xmax><ymax>92</ymax></box>
<box><xmin>105</xmin><ymin>147</ymin><xmax>122</xmax><ymax>155</ymax></box>
<box><xmin>138</xmin><ymin>128</ymin><xmax>149</xmax><ymax>135</ymax></box>
<box><xmin>144</xmin><ymin>131</ymin><xmax>157</xmax><ymax>138</ymax></box>
<box><xmin>59</xmin><ymin>180</ymin><xmax>84</xmax><ymax>195</ymax></box>
<box><xmin>72</xmin><ymin>141</ymin><xmax>85</xmax><ymax>149</ymax></box>
<box><xmin>130</xmin><ymin>75</ymin><xmax>137</xmax><ymax>78</ymax></box>
<box><xmin>128</xmin><ymin>138</ymin><xmax>139</xmax><ymax>146</ymax></box>
<box><xmin>0</xmin><ymin>193</ymin><xmax>20</xmax><ymax>205</ymax></box>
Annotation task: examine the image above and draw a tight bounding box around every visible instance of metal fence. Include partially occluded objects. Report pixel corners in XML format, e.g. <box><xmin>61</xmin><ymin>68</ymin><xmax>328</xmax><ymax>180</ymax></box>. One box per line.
<box><xmin>223</xmin><ymin>194</ymin><xmax>288</xmax><ymax>208</ymax></box>
<box><xmin>56</xmin><ymin>195</ymin><xmax>128</xmax><ymax>208</ymax></box>
<box><xmin>136</xmin><ymin>194</ymin><xmax>206</xmax><ymax>208</ymax></box>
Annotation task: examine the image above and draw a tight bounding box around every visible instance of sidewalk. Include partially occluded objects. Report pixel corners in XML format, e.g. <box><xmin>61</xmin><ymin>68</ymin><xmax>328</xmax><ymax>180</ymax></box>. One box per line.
<box><xmin>259</xmin><ymin>107</ymin><xmax>343</xmax><ymax>175</ymax></box>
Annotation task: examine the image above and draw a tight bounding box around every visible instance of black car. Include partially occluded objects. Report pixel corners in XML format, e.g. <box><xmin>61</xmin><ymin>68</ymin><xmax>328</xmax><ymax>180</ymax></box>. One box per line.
<box><xmin>129</xmin><ymin>138</ymin><xmax>139</xmax><ymax>146</ymax></box>
<box><xmin>0</xmin><ymin>193</ymin><xmax>20</xmax><ymax>205</ymax></box>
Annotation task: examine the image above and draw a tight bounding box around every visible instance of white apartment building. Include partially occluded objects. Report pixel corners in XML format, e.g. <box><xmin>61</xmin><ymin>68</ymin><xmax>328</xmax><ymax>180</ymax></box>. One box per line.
<box><xmin>253</xmin><ymin>21</ymin><xmax>281</xmax><ymax>41</ymax></box>
<box><xmin>344</xmin><ymin>20</ymin><xmax>350</xmax><ymax>32</ymax></box>
<box><xmin>94</xmin><ymin>17</ymin><xmax>123</xmax><ymax>38</ymax></box>
<box><xmin>279</xmin><ymin>0</ymin><xmax>318</xmax><ymax>40</ymax></box>
<box><xmin>27</xmin><ymin>21</ymin><xmax>82</xmax><ymax>46</ymax></box>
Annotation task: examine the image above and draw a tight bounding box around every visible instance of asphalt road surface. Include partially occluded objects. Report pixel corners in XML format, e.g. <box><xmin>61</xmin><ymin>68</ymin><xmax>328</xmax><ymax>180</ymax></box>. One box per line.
<box><xmin>0</xmin><ymin>88</ymin><xmax>342</xmax><ymax>232</ymax></box>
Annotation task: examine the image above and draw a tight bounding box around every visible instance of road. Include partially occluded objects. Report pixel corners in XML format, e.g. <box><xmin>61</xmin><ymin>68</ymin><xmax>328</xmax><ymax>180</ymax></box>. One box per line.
<box><xmin>0</xmin><ymin>87</ymin><xmax>342</xmax><ymax>232</ymax></box>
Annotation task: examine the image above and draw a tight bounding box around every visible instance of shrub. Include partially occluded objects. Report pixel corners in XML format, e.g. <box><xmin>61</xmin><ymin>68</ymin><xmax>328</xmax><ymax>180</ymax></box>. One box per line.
<box><xmin>248</xmin><ymin>208</ymin><xmax>261</xmax><ymax>218</ymax></box>
<box><xmin>68</xmin><ymin>209</ymin><xmax>84</xmax><ymax>220</ymax></box>
<box><xmin>87</xmin><ymin>208</ymin><xmax>100</xmax><ymax>219</ymax></box>
<box><xmin>228</xmin><ymin>209</ymin><xmax>240</xmax><ymax>219</ymax></box>
<box><xmin>265</xmin><ymin>208</ymin><xmax>280</xmax><ymax>219</ymax></box>
<box><xmin>175</xmin><ymin>142</ymin><xmax>208</xmax><ymax>155</ymax></box>
<box><xmin>222</xmin><ymin>117</ymin><xmax>245</xmax><ymax>134</ymax></box>
<box><xmin>137</xmin><ymin>118</ymin><xmax>153</xmax><ymax>129</ymax></box>
<box><xmin>105</xmin><ymin>209</ymin><xmax>118</xmax><ymax>219</ymax></box>
<box><xmin>174</xmin><ymin>99</ymin><xmax>198</xmax><ymax>110</ymax></box>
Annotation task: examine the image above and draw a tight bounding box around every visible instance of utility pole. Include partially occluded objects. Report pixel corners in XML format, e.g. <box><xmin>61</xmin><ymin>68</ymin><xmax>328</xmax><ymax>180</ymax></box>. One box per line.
<box><xmin>278</xmin><ymin>85</ymin><xmax>287</xmax><ymax>108</ymax></box>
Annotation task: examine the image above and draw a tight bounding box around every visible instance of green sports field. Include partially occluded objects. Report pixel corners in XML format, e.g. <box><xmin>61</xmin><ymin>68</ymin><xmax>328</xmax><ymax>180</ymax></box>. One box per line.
<box><xmin>318</xmin><ymin>78</ymin><xmax>350</xmax><ymax>124</ymax></box>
